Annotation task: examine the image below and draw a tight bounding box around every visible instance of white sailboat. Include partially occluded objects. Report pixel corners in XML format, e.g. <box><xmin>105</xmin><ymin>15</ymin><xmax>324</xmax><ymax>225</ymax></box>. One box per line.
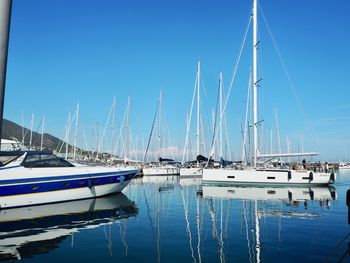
<box><xmin>143</xmin><ymin>90</ymin><xmax>180</xmax><ymax>176</ymax></box>
<box><xmin>203</xmin><ymin>0</ymin><xmax>336</xmax><ymax>185</ymax></box>
<box><xmin>180</xmin><ymin>61</ymin><xmax>203</xmax><ymax>177</ymax></box>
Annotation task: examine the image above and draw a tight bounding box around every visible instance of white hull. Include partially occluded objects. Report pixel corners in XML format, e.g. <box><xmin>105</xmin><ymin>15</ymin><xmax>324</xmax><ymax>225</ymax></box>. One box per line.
<box><xmin>202</xmin><ymin>168</ymin><xmax>336</xmax><ymax>185</ymax></box>
<box><xmin>338</xmin><ymin>166</ymin><xmax>350</xmax><ymax>170</ymax></box>
<box><xmin>338</xmin><ymin>162</ymin><xmax>350</xmax><ymax>169</ymax></box>
<box><xmin>0</xmin><ymin>165</ymin><xmax>138</xmax><ymax>209</ymax></box>
<box><xmin>202</xmin><ymin>185</ymin><xmax>336</xmax><ymax>201</ymax></box>
<box><xmin>142</xmin><ymin>166</ymin><xmax>179</xmax><ymax>176</ymax></box>
<box><xmin>179</xmin><ymin>167</ymin><xmax>203</xmax><ymax>177</ymax></box>
<box><xmin>1</xmin><ymin>165</ymin><xmax>136</xmax><ymax>179</ymax></box>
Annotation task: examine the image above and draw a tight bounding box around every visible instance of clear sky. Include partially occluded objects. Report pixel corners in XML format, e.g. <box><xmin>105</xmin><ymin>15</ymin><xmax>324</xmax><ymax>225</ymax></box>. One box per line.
<box><xmin>4</xmin><ymin>0</ymin><xmax>350</xmax><ymax>161</ymax></box>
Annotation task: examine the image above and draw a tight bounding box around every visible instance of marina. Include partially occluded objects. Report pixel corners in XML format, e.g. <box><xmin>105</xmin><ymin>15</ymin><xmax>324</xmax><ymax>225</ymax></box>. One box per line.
<box><xmin>0</xmin><ymin>0</ymin><xmax>349</xmax><ymax>261</ymax></box>
<box><xmin>0</xmin><ymin>171</ymin><xmax>348</xmax><ymax>262</ymax></box>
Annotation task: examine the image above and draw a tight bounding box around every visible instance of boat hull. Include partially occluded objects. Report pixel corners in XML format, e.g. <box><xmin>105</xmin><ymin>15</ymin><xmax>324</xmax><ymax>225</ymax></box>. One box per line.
<box><xmin>179</xmin><ymin>167</ymin><xmax>203</xmax><ymax>177</ymax></box>
<box><xmin>142</xmin><ymin>167</ymin><xmax>179</xmax><ymax>176</ymax></box>
<box><xmin>202</xmin><ymin>168</ymin><xmax>336</xmax><ymax>186</ymax></box>
<box><xmin>0</xmin><ymin>167</ymin><xmax>139</xmax><ymax>209</ymax></box>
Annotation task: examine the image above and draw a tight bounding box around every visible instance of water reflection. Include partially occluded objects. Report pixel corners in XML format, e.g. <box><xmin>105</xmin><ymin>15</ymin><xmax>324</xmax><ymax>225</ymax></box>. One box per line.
<box><xmin>199</xmin><ymin>185</ymin><xmax>337</xmax><ymax>263</ymax></box>
<box><xmin>141</xmin><ymin>175</ymin><xmax>179</xmax><ymax>184</ymax></box>
<box><xmin>0</xmin><ymin>193</ymin><xmax>138</xmax><ymax>261</ymax></box>
<box><xmin>202</xmin><ymin>185</ymin><xmax>336</xmax><ymax>203</ymax></box>
<box><xmin>129</xmin><ymin>176</ymin><xmax>341</xmax><ymax>262</ymax></box>
<box><xmin>2</xmin><ymin>175</ymin><xmax>341</xmax><ymax>262</ymax></box>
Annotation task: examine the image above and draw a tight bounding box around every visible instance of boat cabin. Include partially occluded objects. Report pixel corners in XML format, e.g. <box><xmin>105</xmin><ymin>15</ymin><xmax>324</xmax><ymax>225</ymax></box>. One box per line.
<box><xmin>0</xmin><ymin>150</ymin><xmax>75</xmax><ymax>168</ymax></box>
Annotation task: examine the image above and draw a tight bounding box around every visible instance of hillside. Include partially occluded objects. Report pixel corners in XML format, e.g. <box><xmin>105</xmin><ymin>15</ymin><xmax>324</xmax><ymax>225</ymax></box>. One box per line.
<box><xmin>2</xmin><ymin>119</ymin><xmax>67</xmax><ymax>151</ymax></box>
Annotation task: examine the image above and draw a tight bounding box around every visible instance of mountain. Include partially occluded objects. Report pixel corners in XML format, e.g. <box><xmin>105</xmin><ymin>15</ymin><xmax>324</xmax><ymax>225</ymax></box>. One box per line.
<box><xmin>2</xmin><ymin>119</ymin><xmax>67</xmax><ymax>151</ymax></box>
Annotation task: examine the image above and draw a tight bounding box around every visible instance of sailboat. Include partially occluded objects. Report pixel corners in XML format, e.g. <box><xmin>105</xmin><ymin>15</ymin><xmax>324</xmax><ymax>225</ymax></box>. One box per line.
<box><xmin>203</xmin><ymin>0</ymin><xmax>336</xmax><ymax>185</ymax></box>
<box><xmin>0</xmin><ymin>2</ymin><xmax>139</xmax><ymax>209</ymax></box>
<box><xmin>180</xmin><ymin>61</ymin><xmax>204</xmax><ymax>177</ymax></box>
<box><xmin>143</xmin><ymin>90</ymin><xmax>180</xmax><ymax>176</ymax></box>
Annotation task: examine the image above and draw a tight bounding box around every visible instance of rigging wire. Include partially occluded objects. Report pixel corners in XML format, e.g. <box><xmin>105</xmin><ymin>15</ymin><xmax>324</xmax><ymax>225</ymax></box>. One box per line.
<box><xmin>207</xmin><ymin>13</ymin><xmax>253</xmax><ymax>164</ymax></box>
<box><xmin>143</xmin><ymin>99</ymin><xmax>160</xmax><ymax>163</ymax></box>
<box><xmin>258</xmin><ymin>5</ymin><xmax>320</xmax><ymax>148</ymax></box>
<box><xmin>57</xmin><ymin>111</ymin><xmax>76</xmax><ymax>154</ymax></box>
<box><xmin>182</xmin><ymin>70</ymin><xmax>199</xmax><ymax>164</ymax></box>
<box><xmin>95</xmin><ymin>99</ymin><xmax>115</xmax><ymax>160</ymax></box>
<box><xmin>209</xmin><ymin>77</ymin><xmax>222</xmax><ymax>159</ymax></box>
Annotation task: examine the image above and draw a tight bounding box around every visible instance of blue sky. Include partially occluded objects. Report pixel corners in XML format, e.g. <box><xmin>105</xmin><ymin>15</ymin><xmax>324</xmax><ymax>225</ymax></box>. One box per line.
<box><xmin>4</xmin><ymin>0</ymin><xmax>350</xmax><ymax>161</ymax></box>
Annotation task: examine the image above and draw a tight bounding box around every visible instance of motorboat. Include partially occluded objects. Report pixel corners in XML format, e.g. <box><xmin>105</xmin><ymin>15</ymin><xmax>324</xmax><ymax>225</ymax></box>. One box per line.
<box><xmin>0</xmin><ymin>150</ymin><xmax>139</xmax><ymax>208</ymax></box>
<box><xmin>338</xmin><ymin>161</ymin><xmax>350</xmax><ymax>169</ymax></box>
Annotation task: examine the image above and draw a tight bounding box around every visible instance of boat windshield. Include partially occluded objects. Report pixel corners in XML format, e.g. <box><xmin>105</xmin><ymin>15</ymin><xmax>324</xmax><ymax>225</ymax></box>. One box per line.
<box><xmin>0</xmin><ymin>154</ymin><xmax>22</xmax><ymax>167</ymax></box>
<box><xmin>22</xmin><ymin>153</ymin><xmax>75</xmax><ymax>168</ymax></box>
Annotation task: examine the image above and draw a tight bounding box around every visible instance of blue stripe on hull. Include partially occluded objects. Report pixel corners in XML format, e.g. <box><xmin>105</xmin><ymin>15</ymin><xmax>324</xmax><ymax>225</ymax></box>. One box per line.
<box><xmin>0</xmin><ymin>171</ymin><xmax>138</xmax><ymax>197</ymax></box>
<box><xmin>0</xmin><ymin>169</ymin><xmax>139</xmax><ymax>185</ymax></box>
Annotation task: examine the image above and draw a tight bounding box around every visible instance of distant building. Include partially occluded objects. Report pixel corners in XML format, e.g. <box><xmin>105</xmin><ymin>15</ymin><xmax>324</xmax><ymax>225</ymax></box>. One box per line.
<box><xmin>1</xmin><ymin>139</ymin><xmax>24</xmax><ymax>151</ymax></box>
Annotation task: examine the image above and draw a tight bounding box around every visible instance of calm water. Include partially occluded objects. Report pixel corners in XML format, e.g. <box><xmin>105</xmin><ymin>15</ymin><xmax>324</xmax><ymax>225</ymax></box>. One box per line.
<box><xmin>1</xmin><ymin>171</ymin><xmax>350</xmax><ymax>262</ymax></box>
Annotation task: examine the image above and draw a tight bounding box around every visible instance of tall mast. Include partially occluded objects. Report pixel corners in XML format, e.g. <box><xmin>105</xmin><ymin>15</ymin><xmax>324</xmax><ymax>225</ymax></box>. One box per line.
<box><xmin>181</xmin><ymin>65</ymin><xmax>198</xmax><ymax>164</ymax></box>
<box><xmin>0</xmin><ymin>0</ymin><xmax>12</xmax><ymax>140</ymax></box>
<box><xmin>196</xmin><ymin>61</ymin><xmax>201</xmax><ymax>167</ymax></box>
<box><xmin>124</xmin><ymin>96</ymin><xmax>130</xmax><ymax>162</ymax></box>
<box><xmin>111</xmin><ymin>96</ymin><xmax>116</xmax><ymax>158</ymax></box>
<box><xmin>135</xmin><ymin>134</ymin><xmax>139</xmax><ymax>161</ymax></box>
<box><xmin>242</xmin><ymin>68</ymin><xmax>252</xmax><ymax>164</ymax></box>
<box><xmin>73</xmin><ymin>103</ymin><xmax>79</xmax><ymax>160</ymax></box>
<box><xmin>253</xmin><ymin>0</ymin><xmax>258</xmax><ymax>167</ymax></box>
<box><xmin>21</xmin><ymin>112</ymin><xmax>24</xmax><ymax>145</ymax></box>
<box><xmin>186</xmin><ymin>113</ymin><xmax>189</xmax><ymax>162</ymax></box>
<box><xmin>158</xmin><ymin>90</ymin><xmax>162</xmax><ymax>161</ymax></box>
<box><xmin>40</xmin><ymin>116</ymin><xmax>45</xmax><ymax>150</ymax></box>
<box><xmin>219</xmin><ymin>72</ymin><xmax>223</xmax><ymax>165</ymax></box>
<box><xmin>65</xmin><ymin>112</ymin><xmax>71</xmax><ymax>160</ymax></box>
<box><xmin>95</xmin><ymin>121</ymin><xmax>99</xmax><ymax>160</ymax></box>
<box><xmin>275</xmin><ymin>109</ymin><xmax>282</xmax><ymax>156</ymax></box>
<box><xmin>270</xmin><ymin>129</ymin><xmax>273</xmax><ymax>154</ymax></box>
<box><xmin>29</xmin><ymin>113</ymin><xmax>34</xmax><ymax>149</ymax></box>
<box><xmin>286</xmin><ymin>136</ymin><xmax>291</xmax><ymax>163</ymax></box>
